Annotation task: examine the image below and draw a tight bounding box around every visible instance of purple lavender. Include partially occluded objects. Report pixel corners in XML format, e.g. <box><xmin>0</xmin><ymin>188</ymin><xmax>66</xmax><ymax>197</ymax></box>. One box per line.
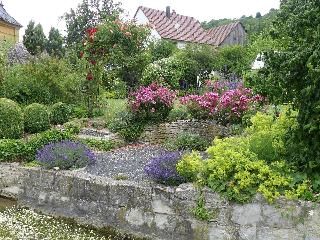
<box><xmin>36</xmin><ymin>140</ymin><xmax>96</xmax><ymax>170</ymax></box>
<box><xmin>144</xmin><ymin>151</ymin><xmax>184</xmax><ymax>185</ymax></box>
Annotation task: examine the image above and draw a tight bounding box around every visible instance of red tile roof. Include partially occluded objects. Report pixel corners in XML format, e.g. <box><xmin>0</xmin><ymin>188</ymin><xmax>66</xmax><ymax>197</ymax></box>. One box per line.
<box><xmin>135</xmin><ymin>6</ymin><xmax>242</xmax><ymax>46</ymax></box>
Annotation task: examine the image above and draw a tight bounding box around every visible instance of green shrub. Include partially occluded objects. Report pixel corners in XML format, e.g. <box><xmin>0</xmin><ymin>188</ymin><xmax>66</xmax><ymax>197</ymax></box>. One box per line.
<box><xmin>50</xmin><ymin>102</ymin><xmax>71</xmax><ymax>125</ymax></box>
<box><xmin>177</xmin><ymin>111</ymin><xmax>312</xmax><ymax>203</ymax></box>
<box><xmin>71</xmin><ymin>105</ymin><xmax>89</xmax><ymax>118</ymax></box>
<box><xmin>149</xmin><ymin>39</ymin><xmax>177</xmax><ymax>61</ymax></box>
<box><xmin>1</xmin><ymin>57</ymin><xmax>85</xmax><ymax>105</ymax></box>
<box><xmin>165</xmin><ymin>132</ymin><xmax>210</xmax><ymax>151</ymax></box>
<box><xmin>0</xmin><ymin>98</ymin><xmax>24</xmax><ymax>139</ymax></box>
<box><xmin>246</xmin><ymin>110</ymin><xmax>298</xmax><ymax>163</ymax></box>
<box><xmin>69</xmin><ymin>105</ymin><xmax>104</xmax><ymax>119</ymax></box>
<box><xmin>63</xmin><ymin>120</ymin><xmax>82</xmax><ymax>135</ymax></box>
<box><xmin>203</xmin><ymin>137</ymin><xmax>293</xmax><ymax>203</ymax></box>
<box><xmin>104</xmin><ymin>99</ymin><xmax>127</xmax><ymax>126</ymax></box>
<box><xmin>141</xmin><ymin>56</ymin><xmax>184</xmax><ymax>89</ymax></box>
<box><xmin>177</xmin><ymin>151</ymin><xmax>203</xmax><ymax>182</ymax></box>
<box><xmin>80</xmin><ymin>139</ymin><xmax>119</xmax><ymax>152</ymax></box>
<box><xmin>25</xmin><ymin>129</ymin><xmax>73</xmax><ymax>162</ymax></box>
<box><xmin>0</xmin><ymin>129</ymin><xmax>73</xmax><ymax>162</ymax></box>
<box><xmin>24</xmin><ymin>103</ymin><xmax>51</xmax><ymax>134</ymax></box>
<box><xmin>167</xmin><ymin>106</ymin><xmax>191</xmax><ymax>122</ymax></box>
<box><xmin>108</xmin><ymin>110</ymin><xmax>145</xmax><ymax>142</ymax></box>
<box><xmin>0</xmin><ymin>139</ymin><xmax>26</xmax><ymax>162</ymax></box>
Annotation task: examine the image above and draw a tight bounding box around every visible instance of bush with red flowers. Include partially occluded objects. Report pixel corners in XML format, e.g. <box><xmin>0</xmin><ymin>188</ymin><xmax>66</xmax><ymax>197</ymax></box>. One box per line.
<box><xmin>80</xmin><ymin>20</ymin><xmax>150</xmax><ymax>117</ymax></box>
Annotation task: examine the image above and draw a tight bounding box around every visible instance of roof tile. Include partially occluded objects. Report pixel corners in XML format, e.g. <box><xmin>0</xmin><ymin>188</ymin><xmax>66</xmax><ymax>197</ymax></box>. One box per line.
<box><xmin>0</xmin><ymin>3</ymin><xmax>22</xmax><ymax>27</ymax></box>
<box><xmin>135</xmin><ymin>6</ymin><xmax>242</xmax><ymax>46</ymax></box>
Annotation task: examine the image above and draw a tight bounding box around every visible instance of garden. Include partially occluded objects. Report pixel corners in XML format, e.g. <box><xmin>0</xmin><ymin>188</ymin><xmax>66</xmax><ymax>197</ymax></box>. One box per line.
<box><xmin>0</xmin><ymin>0</ymin><xmax>320</xmax><ymax>239</ymax></box>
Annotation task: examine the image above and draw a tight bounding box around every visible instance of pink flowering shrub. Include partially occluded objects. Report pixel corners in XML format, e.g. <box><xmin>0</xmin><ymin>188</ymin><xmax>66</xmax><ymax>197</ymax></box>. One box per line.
<box><xmin>180</xmin><ymin>92</ymin><xmax>219</xmax><ymax>119</ymax></box>
<box><xmin>129</xmin><ymin>83</ymin><xmax>176</xmax><ymax>122</ymax></box>
<box><xmin>217</xmin><ymin>88</ymin><xmax>264</xmax><ymax>124</ymax></box>
<box><xmin>180</xmin><ymin>86</ymin><xmax>264</xmax><ymax>124</ymax></box>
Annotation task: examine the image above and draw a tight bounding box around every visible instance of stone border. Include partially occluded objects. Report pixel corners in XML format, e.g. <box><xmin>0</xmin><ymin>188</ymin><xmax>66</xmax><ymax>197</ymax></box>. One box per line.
<box><xmin>1</xmin><ymin>164</ymin><xmax>320</xmax><ymax>240</ymax></box>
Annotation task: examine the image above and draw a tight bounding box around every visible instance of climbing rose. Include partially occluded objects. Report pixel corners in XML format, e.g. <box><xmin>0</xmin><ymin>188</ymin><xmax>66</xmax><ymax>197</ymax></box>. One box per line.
<box><xmin>86</xmin><ymin>27</ymin><xmax>98</xmax><ymax>36</ymax></box>
<box><xmin>86</xmin><ymin>72</ymin><xmax>93</xmax><ymax>81</ymax></box>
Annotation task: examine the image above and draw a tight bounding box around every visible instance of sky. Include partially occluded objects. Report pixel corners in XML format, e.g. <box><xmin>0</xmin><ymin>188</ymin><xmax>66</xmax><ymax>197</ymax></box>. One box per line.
<box><xmin>3</xmin><ymin>0</ymin><xmax>280</xmax><ymax>40</ymax></box>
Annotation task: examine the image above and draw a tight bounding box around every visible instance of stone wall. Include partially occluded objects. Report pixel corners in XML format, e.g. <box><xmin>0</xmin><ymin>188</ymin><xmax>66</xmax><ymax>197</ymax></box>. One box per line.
<box><xmin>141</xmin><ymin>120</ymin><xmax>230</xmax><ymax>144</ymax></box>
<box><xmin>1</xmin><ymin>165</ymin><xmax>320</xmax><ymax>240</ymax></box>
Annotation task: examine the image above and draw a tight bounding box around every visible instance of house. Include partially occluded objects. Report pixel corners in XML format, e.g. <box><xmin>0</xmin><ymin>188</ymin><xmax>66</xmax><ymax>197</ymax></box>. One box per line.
<box><xmin>134</xmin><ymin>6</ymin><xmax>247</xmax><ymax>48</ymax></box>
<box><xmin>0</xmin><ymin>1</ymin><xmax>22</xmax><ymax>42</ymax></box>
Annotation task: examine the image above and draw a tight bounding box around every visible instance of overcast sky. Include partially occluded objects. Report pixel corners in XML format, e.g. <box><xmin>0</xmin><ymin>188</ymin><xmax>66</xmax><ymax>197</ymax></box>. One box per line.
<box><xmin>3</xmin><ymin>0</ymin><xmax>280</xmax><ymax>40</ymax></box>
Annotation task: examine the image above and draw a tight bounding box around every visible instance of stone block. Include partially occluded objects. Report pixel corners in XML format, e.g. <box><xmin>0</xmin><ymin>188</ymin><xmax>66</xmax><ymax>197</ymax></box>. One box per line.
<box><xmin>152</xmin><ymin>198</ymin><xmax>174</xmax><ymax>215</ymax></box>
<box><xmin>257</xmin><ymin>227</ymin><xmax>304</xmax><ymax>240</ymax></box>
<box><xmin>239</xmin><ymin>225</ymin><xmax>257</xmax><ymax>240</ymax></box>
<box><xmin>109</xmin><ymin>183</ymin><xmax>135</xmax><ymax>207</ymax></box>
<box><xmin>262</xmin><ymin>205</ymin><xmax>297</xmax><ymax>228</ymax></box>
<box><xmin>232</xmin><ymin>204</ymin><xmax>262</xmax><ymax>226</ymax></box>
<box><xmin>208</xmin><ymin>224</ymin><xmax>234</xmax><ymax>240</ymax></box>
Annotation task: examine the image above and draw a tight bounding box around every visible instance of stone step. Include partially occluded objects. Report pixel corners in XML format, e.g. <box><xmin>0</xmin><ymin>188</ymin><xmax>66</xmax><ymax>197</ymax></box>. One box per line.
<box><xmin>0</xmin><ymin>186</ymin><xmax>22</xmax><ymax>199</ymax></box>
<box><xmin>78</xmin><ymin>128</ymin><xmax>118</xmax><ymax>141</ymax></box>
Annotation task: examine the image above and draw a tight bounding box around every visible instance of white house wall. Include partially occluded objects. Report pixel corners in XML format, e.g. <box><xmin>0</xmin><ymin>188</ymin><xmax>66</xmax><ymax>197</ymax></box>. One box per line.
<box><xmin>135</xmin><ymin>9</ymin><xmax>161</xmax><ymax>40</ymax></box>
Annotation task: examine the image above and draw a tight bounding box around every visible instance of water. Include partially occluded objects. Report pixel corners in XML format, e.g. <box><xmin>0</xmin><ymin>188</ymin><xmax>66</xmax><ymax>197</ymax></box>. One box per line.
<box><xmin>0</xmin><ymin>197</ymin><xmax>142</xmax><ymax>240</ymax></box>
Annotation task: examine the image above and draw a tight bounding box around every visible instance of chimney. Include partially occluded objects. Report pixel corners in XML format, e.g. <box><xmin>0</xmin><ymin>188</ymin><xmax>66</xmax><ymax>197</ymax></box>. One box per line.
<box><xmin>0</xmin><ymin>1</ymin><xmax>3</xmax><ymax>7</ymax></box>
<box><xmin>166</xmin><ymin>6</ymin><xmax>171</xmax><ymax>18</ymax></box>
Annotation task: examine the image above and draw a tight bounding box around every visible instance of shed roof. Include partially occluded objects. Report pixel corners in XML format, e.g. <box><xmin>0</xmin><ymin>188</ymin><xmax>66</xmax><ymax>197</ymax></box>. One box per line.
<box><xmin>0</xmin><ymin>2</ymin><xmax>22</xmax><ymax>28</ymax></box>
<box><xmin>207</xmin><ymin>21</ymin><xmax>244</xmax><ymax>46</ymax></box>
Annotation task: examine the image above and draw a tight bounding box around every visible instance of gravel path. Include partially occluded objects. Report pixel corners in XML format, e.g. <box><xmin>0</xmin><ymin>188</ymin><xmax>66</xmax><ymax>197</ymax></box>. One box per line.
<box><xmin>85</xmin><ymin>144</ymin><xmax>166</xmax><ymax>181</ymax></box>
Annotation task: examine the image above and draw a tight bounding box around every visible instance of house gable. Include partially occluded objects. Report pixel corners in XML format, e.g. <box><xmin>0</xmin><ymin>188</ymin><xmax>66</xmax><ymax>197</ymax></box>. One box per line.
<box><xmin>135</xmin><ymin>8</ymin><xmax>161</xmax><ymax>40</ymax></box>
<box><xmin>218</xmin><ymin>22</ymin><xmax>247</xmax><ymax>46</ymax></box>
<box><xmin>134</xmin><ymin>6</ymin><xmax>212</xmax><ymax>46</ymax></box>
<box><xmin>0</xmin><ymin>2</ymin><xmax>22</xmax><ymax>42</ymax></box>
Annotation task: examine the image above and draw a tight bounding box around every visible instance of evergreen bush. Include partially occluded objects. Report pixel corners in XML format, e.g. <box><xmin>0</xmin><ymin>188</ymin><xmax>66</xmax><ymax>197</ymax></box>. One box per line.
<box><xmin>0</xmin><ymin>98</ymin><xmax>24</xmax><ymax>139</ymax></box>
<box><xmin>24</xmin><ymin>103</ymin><xmax>50</xmax><ymax>134</ymax></box>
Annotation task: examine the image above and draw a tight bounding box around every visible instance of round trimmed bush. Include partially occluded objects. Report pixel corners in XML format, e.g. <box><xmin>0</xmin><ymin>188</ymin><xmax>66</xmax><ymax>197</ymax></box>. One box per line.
<box><xmin>24</xmin><ymin>103</ymin><xmax>51</xmax><ymax>133</ymax></box>
<box><xmin>0</xmin><ymin>98</ymin><xmax>24</xmax><ymax>139</ymax></box>
<box><xmin>50</xmin><ymin>102</ymin><xmax>71</xmax><ymax>125</ymax></box>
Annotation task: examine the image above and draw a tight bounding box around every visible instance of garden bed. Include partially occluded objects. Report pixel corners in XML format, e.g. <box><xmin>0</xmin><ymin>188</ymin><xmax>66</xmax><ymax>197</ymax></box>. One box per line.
<box><xmin>85</xmin><ymin>144</ymin><xmax>166</xmax><ymax>181</ymax></box>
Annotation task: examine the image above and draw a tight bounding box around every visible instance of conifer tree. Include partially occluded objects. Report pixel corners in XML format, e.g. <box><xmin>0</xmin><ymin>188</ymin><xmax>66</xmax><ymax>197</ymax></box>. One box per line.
<box><xmin>46</xmin><ymin>27</ymin><xmax>65</xmax><ymax>58</ymax></box>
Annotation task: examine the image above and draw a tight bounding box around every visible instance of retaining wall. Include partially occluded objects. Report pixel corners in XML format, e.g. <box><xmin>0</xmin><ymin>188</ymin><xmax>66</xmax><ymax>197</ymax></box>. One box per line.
<box><xmin>1</xmin><ymin>165</ymin><xmax>320</xmax><ymax>240</ymax></box>
<box><xmin>141</xmin><ymin>120</ymin><xmax>230</xmax><ymax>144</ymax></box>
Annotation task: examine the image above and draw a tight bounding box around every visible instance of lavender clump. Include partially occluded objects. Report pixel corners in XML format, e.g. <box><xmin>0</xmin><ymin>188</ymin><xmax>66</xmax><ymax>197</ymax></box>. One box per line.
<box><xmin>144</xmin><ymin>151</ymin><xmax>185</xmax><ymax>185</ymax></box>
<box><xmin>36</xmin><ymin>140</ymin><xmax>96</xmax><ymax>170</ymax></box>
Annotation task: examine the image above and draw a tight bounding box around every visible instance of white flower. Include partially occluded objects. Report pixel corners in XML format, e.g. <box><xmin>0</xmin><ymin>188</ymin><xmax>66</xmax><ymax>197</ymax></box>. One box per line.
<box><xmin>309</xmin><ymin>210</ymin><xmax>314</xmax><ymax>216</ymax></box>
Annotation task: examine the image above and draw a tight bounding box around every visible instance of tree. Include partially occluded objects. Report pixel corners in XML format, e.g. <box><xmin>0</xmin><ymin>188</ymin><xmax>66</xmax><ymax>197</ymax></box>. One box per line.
<box><xmin>23</xmin><ymin>20</ymin><xmax>35</xmax><ymax>54</ymax></box>
<box><xmin>23</xmin><ymin>21</ymin><xmax>47</xmax><ymax>55</ymax></box>
<box><xmin>46</xmin><ymin>27</ymin><xmax>65</xmax><ymax>58</ymax></box>
<box><xmin>63</xmin><ymin>0</ymin><xmax>122</xmax><ymax>48</ymax></box>
<box><xmin>255</xmin><ymin>12</ymin><xmax>262</xmax><ymax>18</ymax></box>
<box><xmin>149</xmin><ymin>39</ymin><xmax>177</xmax><ymax>62</ymax></box>
<box><xmin>213</xmin><ymin>45</ymin><xmax>252</xmax><ymax>78</ymax></box>
<box><xmin>251</xmin><ymin>0</ymin><xmax>320</xmax><ymax>178</ymax></box>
